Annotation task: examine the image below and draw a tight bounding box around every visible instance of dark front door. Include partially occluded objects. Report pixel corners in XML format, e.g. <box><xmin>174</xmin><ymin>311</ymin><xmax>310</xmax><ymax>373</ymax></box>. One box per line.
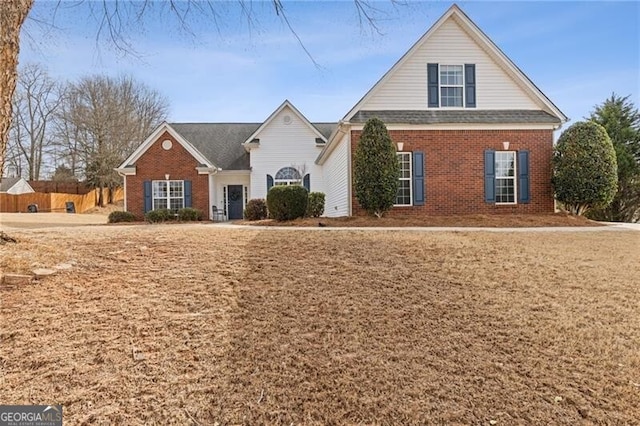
<box><xmin>227</xmin><ymin>185</ymin><xmax>244</xmax><ymax>220</ymax></box>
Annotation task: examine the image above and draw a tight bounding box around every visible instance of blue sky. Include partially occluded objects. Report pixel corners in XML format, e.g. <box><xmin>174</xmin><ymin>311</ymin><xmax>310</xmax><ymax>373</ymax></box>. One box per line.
<box><xmin>20</xmin><ymin>1</ymin><xmax>639</xmax><ymax>128</ymax></box>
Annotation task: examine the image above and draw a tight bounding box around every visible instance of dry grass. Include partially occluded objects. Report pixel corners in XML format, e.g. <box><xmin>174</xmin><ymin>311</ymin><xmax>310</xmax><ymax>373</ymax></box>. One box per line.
<box><xmin>1</xmin><ymin>224</ymin><xmax>638</xmax><ymax>424</ymax></box>
<box><xmin>241</xmin><ymin>213</ymin><xmax>602</xmax><ymax>228</ymax></box>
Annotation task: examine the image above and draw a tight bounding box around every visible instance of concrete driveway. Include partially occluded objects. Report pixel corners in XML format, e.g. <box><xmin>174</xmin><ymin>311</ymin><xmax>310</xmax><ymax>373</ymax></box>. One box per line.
<box><xmin>0</xmin><ymin>212</ymin><xmax>109</xmax><ymax>229</ymax></box>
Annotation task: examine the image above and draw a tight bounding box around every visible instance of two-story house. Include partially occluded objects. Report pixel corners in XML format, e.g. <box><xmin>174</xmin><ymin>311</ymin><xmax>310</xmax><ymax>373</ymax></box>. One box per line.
<box><xmin>117</xmin><ymin>4</ymin><xmax>566</xmax><ymax>220</ymax></box>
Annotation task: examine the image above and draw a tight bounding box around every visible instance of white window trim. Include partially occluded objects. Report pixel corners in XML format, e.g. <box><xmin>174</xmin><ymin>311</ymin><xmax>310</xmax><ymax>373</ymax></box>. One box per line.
<box><xmin>495</xmin><ymin>151</ymin><xmax>517</xmax><ymax>205</ymax></box>
<box><xmin>274</xmin><ymin>166</ymin><xmax>302</xmax><ymax>186</ymax></box>
<box><xmin>152</xmin><ymin>180</ymin><xmax>185</xmax><ymax>211</ymax></box>
<box><xmin>274</xmin><ymin>180</ymin><xmax>301</xmax><ymax>186</ymax></box>
<box><xmin>394</xmin><ymin>152</ymin><xmax>413</xmax><ymax>207</ymax></box>
<box><xmin>439</xmin><ymin>64</ymin><xmax>465</xmax><ymax>108</ymax></box>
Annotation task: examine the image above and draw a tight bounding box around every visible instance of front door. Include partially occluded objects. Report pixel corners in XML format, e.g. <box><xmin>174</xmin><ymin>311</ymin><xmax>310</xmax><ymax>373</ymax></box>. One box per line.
<box><xmin>227</xmin><ymin>185</ymin><xmax>244</xmax><ymax>220</ymax></box>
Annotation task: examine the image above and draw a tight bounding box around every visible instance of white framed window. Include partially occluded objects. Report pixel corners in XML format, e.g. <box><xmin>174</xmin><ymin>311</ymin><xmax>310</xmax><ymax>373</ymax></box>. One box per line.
<box><xmin>274</xmin><ymin>167</ymin><xmax>302</xmax><ymax>186</ymax></box>
<box><xmin>495</xmin><ymin>151</ymin><xmax>516</xmax><ymax>204</ymax></box>
<box><xmin>440</xmin><ymin>65</ymin><xmax>464</xmax><ymax>107</ymax></box>
<box><xmin>152</xmin><ymin>180</ymin><xmax>184</xmax><ymax>211</ymax></box>
<box><xmin>395</xmin><ymin>152</ymin><xmax>412</xmax><ymax>206</ymax></box>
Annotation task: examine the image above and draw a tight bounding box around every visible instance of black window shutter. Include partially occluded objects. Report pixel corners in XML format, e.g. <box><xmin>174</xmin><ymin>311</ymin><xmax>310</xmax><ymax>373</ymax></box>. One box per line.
<box><xmin>143</xmin><ymin>181</ymin><xmax>152</xmax><ymax>213</ymax></box>
<box><xmin>303</xmin><ymin>174</ymin><xmax>310</xmax><ymax>192</ymax></box>
<box><xmin>484</xmin><ymin>150</ymin><xmax>496</xmax><ymax>203</ymax></box>
<box><xmin>184</xmin><ymin>180</ymin><xmax>192</xmax><ymax>208</ymax></box>
<box><xmin>427</xmin><ymin>63</ymin><xmax>439</xmax><ymax>107</ymax></box>
<box><xmin>465</xmin><ymin>64</ymin><xmax>476</xmax><ymax>108</ymax></box>
<box><xmin>412</xmin><ymin>151</ymin><xmax>425</xmax><ymax>205</ymax></box>
<box><xmin>267</xmin><ymin>174</ymin><xmax>274</xmax><ymax>192</ymax></box>
<box><xmin>517</xmin><ymin>151</ymin><xmax>530</xmax><ymax>203</ymax></box>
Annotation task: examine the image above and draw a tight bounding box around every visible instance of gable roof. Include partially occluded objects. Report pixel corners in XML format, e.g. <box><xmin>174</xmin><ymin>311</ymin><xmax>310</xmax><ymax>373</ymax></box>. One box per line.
<box><xmin>343</xmin><ymin>4</ymin><xmax>567</xmax><ymax>124</ymax></box>
<box><xmin>118</xmin><ymin>122</ymin><xmax>214</xmax><ymax>169</ymax></box>
<box><xmin>171</xmin><ymin>123</ymin><xmax>260</xmax><ymax>170</ymax></box>
<box><xmin>118</xmin><ymin>120</ymin><xmax>337</xmax><ymax>172</ymax></box>
<box><xmin>242</xmin><ymin>100</ymin><xmax>333</xmax><ymax>146</ymax></box>
<box><xmin>0</xmin><ymin>177</ymin><xmax>22</xmax><ymax>192</ymax></box>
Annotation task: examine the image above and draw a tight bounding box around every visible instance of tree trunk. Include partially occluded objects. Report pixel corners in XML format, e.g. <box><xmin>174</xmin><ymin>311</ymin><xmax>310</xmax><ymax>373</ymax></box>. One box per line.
<box><xmin>98</xmin><ymin>184</ymin><xmax>104</xmax><ymax>207</ymax></box>
<box><xmin>0</xmin><ymin>0</ymin><xmax>33</xmax><ymax>178</ymax></box>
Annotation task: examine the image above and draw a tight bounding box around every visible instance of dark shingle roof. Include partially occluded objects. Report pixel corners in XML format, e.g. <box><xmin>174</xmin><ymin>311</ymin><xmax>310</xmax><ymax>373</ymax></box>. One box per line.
<box><xmin>169</xmin><ymin>122</ymin><xmax>337</xmax><ymax>170</ymax></box>
<box><xmin>313</xmin><ymin>123</ymin><xmax>338</xmax><ymax>139</ymax></box>
<box><xmin>350</xmin><ymin>110</ymin><xmax>561</xmax><ymax>125</ymax></box>
<box><xmin>170</xmin><ymin>123</ymin><xmax>260</xmax><ymax>170</ymax></box>
<box><xmin>0</xmin><ymin>177</ymin><xmax>21</xmax><ymax>192</ymax></box>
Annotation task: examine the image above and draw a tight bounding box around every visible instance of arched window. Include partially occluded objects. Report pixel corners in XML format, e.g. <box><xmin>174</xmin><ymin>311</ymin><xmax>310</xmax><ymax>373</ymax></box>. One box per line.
<box><xmin>274</xmin><ymin>167</ymin><xmax>301</xmax><ymax>186</ymax></box>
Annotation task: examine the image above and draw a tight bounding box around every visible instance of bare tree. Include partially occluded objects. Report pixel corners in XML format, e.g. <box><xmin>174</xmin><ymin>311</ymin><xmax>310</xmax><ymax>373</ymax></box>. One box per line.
<box><xmin>59</xmin><ymin>75</ymin><xmax>168</xmax><ymax>206</ymax></box>
<box><xmin>9</xmin><ymin>63</ymin><xmax>61</xmax><ymax>180</ymax></box>
<box><xmin>1</xmin><ymin>0</ymin><xmax>389</xmax><ymax>184</ymax></box>
<box><xmin>0</xmin><ymin>0</ymin><xmax>33</xmax><ymax>180</ymax></box>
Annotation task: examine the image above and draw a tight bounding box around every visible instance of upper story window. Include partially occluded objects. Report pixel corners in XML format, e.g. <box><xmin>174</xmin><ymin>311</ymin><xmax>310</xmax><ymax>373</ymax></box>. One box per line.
<box><xmin>440</xmin><ymin>65</ymin><xmax>464</xmax><ymax>107</ymax></box>
<box><xmin>428</xmin><ymin>63</ymin><xmax>476</xmax><ymax>108</ymax></box>
<box><xmin>274</xmin><ymin>167</ymin><xmax>301</xmax><ymax>186</ymax></box>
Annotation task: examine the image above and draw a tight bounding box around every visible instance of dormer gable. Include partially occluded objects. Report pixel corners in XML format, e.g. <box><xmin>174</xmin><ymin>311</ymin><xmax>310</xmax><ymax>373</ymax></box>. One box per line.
<box><xmin>242</xmin><ymin>100</ymin><xmax>329</xmax><ymax>152</ymax></box>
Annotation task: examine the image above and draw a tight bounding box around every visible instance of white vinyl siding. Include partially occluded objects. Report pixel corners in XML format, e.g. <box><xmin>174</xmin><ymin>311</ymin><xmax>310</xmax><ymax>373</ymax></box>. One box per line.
<box><xmin>323</xmin><ymin>133</ymin><xmax>350</xmax><ymax>217</ymax></box>
<box><xmin>360</xmin><ymin>19</ymin><xmax>539</xmax><ymax>111</ymax></box>
<box><xmin>249</xmin><ymin>105</ymin><xmax>325</xmax><ymax>200</ymax></box>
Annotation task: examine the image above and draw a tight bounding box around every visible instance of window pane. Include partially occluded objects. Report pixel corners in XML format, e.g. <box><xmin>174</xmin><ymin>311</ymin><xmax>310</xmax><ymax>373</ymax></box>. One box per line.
<box><xmin>275</xmin><ymin>167</ymin><xmax>301</xmax><ymax>180</ymax></box>
<box><xmin>170</xmin><ymin>198</ymin><xmax>183</xmax><ymax>211</ymax></box>
<box><xmin>495</xmin><ymin>152</ymin><xmax>515</xmax><ymax>177</ymax></box>
<box><xmin>496</xmin><ymin>178</ymin><xmax>515</xmax><ymax>203</ymax></box>
<box><xmin>153</xmin><ymin>181</ymin><xmax>167</xmax><ymax>198</ymax></box>
<box><xmin>441</xmin><ymin>87</ymin><xmax>463</xmax><ymax>107</ymax></box>
<box><xmin>169</xmin><ymin>181</ymin><xmax>183</xmax><ymax>197</ymax></box>
<box><xmin>440</xmin><ymin>65</ymin><xmax>463</xmax><ymax>85</ymax></box>
<box><xmin>396</xmin><ymin>180</ymin><xmax>411</xmax><ymax>205</ymax></box>
<box><xmin>154</xmin><ymin>198</ymin><xmax>168</xmax><ymax>210</ymax></box>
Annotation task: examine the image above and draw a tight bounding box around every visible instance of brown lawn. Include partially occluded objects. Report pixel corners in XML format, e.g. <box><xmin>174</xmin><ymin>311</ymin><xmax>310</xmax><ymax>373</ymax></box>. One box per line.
<box><xmin>1</xmin><ymin>224</ymin><xmax>638</xmax><ymax>424</ymax></box>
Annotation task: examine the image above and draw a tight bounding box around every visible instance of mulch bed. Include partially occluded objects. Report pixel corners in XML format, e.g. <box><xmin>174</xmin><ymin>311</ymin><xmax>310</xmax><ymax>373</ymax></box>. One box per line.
<box><xmin>240</xmin><ymin>212</ymin><xmax>602</xmax><ymax>227</ymax></box>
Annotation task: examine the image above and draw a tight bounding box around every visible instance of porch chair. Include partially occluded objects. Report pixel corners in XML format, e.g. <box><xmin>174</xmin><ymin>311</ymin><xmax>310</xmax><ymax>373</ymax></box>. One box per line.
<box><xmin>211</xmin><ymin>205</ymin><xmax>226</xmax><ymax>222</ymax></box>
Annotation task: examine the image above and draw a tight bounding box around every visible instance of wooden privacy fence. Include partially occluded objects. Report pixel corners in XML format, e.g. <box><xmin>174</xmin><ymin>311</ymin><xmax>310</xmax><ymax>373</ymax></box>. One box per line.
<box><xmin>0</xmin><ymin>188</ymin><xmax>124</xmax><ymax>213</ymax></box>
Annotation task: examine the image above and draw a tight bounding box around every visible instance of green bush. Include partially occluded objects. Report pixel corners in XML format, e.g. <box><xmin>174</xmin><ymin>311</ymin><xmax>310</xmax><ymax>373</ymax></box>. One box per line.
<box><xmin>306</xmin><ymin>192</ymin><xmax>325</xmax><ymax>217</ymax></box>
<box><xmin>145</xmin><ymin>208</ymin><xmax>175</xmax><ymax>223</ymax></box>
<box><xmin>177</xmin><ymin>207</ymin><xmax>203</xmax><ymax>221</ymax></box>
<box><xmin>353</xmin><ymin>117</ymin><xmax>399</xmax><ymax>217</ymax></box>
<box><xmin>244</xmin><ymin>198</ymin><xmax>268</xmax><ymax>221</ymax></box>
<box><xmin>108</xmin><ymin>211</ymin><xmax>136</xmax><ymax>223</ymax></box>
<box><xmin>552</xmin><ymin>121</ymin><xmax>618</xmax><ymax>216</ymax></box>
<box><xmin>267</xmin><ymin>185</ymin><xmax>308</xmax><ymax>221</ymax></box>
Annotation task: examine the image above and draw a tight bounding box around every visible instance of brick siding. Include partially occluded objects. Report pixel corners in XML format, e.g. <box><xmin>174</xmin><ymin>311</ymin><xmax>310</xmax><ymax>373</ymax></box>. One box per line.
<box><xmin>126</xmin><ymin>131</ymin><xmax>209</xmax><ymax>219</ymax></box>
<box><xmin>350</xmin><ymin>129</ymin><xmax>555</xmax><ymax>216</ymax></box>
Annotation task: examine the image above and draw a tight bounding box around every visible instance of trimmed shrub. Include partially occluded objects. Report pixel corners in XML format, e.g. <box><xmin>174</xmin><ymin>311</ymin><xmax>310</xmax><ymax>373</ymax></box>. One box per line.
<box><xmin>108</xmin><ymin>211</ymin><xmax>136</xmax><ymax>223</ymax></box>
<box><xmin>267</xmin><ymin>185</ymin><xmax>308</xmax><ymax>221</ymax></box>
<box><xmin>145</xmin><ymin>208</ymin><xmax>174</xmax><ymax>223</ymax></box>
<box><xmin>353</xmin><ymin>117</ymin><xmax>399</xmax><ymax>217</ymax></box>
<box><xmin>244</xmin><ymin>198</ymin><xmax>268</xmax><ymax>221</ymax></box>
<box><xmin>177</xmin><ymin>207</ymin><xmax>203</xmax><ymax>221</ymax></box>
<box><xmin>306</xmin><ymin>192</ymin><xmax>325</xmax><ymax>217</ymax></box>
<box><xmin>552</xmin><ymin>121</ymin><xmax>618</xmax><ymax>215</ymax></box>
